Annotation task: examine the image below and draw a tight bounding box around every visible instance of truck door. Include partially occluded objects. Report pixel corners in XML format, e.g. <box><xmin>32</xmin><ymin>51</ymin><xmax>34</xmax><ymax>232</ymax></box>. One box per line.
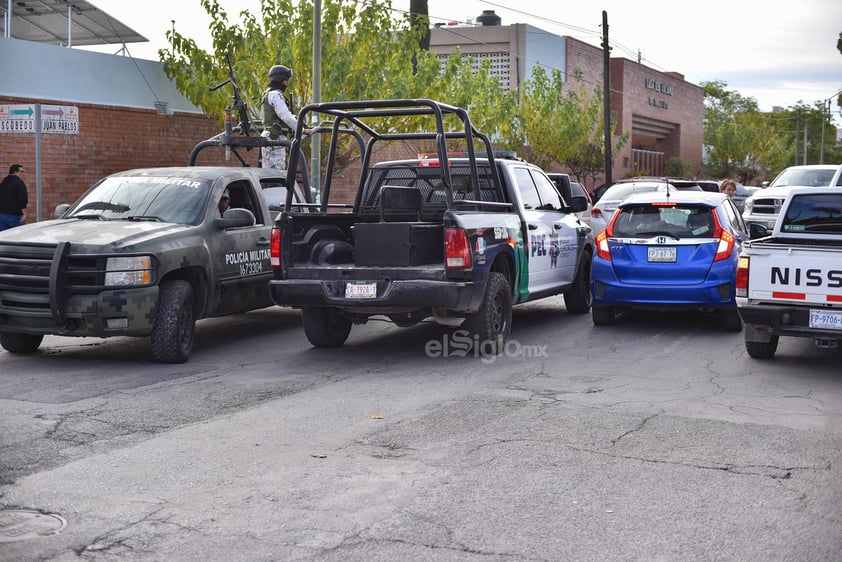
<box><xmin>531</xmin><ymin>170</ymin><xmax>577</xmax><ymax>285</ymax></box>
<box><xmin>211</xmin><ymin>178</ymin><xmax>274</xmax><ymax>315</ymax></box>
<box><xmin>512</xmin><ymin>167</ymin><xmax>576</xmax><ymax>294</ymax></box>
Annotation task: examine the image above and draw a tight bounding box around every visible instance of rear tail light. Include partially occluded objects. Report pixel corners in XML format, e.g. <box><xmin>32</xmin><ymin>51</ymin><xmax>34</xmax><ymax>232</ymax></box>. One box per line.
<box><xmin>270</xmin><ymin>228</ymin><xmax>282</xmax><ymax>268</ymax></box>
<box><xmin>591</xmin><ymin>208</ymin><xmax>603</xmax><ymax>219</ymax></box>
<box><xmin>714</xmin><ymin>230</ymin><xmax>735</xmax><ymax>261</ymax></box>
<box><xmin>711</xmin><ymin>213</ymin><xmax>735</xmax><ymax>261</ymax></box>
<box><xmin>445</xmin><ymin>228</ymin><xmax>471</xmax><ymax>269</ymax></box>
<box><xmin>736</xmin><ymin>256</ymin><xmax>749</xmax><ymax>296</ymax></box>
<box><xmin>595</xmin><ymin>229</ymin><xmax>611</xmax><ymax>260</ymax></box>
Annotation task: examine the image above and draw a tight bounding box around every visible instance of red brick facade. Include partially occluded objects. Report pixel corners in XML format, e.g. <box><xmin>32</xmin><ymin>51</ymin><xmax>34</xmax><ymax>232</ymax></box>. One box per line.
<box><xmin>562</xmin><ymin>37</ymin><xmax>704</xmax><ymax>186</ymax></box>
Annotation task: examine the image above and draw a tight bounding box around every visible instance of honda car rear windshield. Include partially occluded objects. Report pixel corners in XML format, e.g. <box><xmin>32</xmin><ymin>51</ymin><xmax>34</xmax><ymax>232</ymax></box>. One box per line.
<box><xmin>612</xmin><ymin>205</ymin><xmax>715</xmax><ymax>238</ymax></box>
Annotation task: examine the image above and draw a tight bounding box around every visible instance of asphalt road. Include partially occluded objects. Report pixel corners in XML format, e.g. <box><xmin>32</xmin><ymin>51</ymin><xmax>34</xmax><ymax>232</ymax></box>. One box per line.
<box><xmin>1</xmin><ymin>299</ymin><xmax>840</xmax><ymax>561</ymax></box>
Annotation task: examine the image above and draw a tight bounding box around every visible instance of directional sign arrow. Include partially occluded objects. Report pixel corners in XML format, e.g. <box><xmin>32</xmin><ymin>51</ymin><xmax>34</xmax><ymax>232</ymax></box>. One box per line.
<box><xmin>43</xmin><ymin>107</ymin><xmax>64</xmax><ymax>117</ymax></box>
<box><xmin>11</xmin><ymin>107</ymin><xmax>33</xmax><ymax>117</ymax></box>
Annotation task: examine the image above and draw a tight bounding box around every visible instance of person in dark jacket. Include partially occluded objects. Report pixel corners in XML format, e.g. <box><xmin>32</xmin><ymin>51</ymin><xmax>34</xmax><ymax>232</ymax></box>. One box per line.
<box><xmin>0</xmin><ymin>163</ymin><xmax>28</xmax><ymax>230</ymax></box>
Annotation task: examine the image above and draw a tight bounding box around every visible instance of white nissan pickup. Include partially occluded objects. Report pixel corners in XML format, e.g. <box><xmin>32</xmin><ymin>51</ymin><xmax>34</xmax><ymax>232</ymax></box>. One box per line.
<box><xmin>736</xmin><ymin>187</ymin><xmax>842</xmax><ymax>358</ymax></box>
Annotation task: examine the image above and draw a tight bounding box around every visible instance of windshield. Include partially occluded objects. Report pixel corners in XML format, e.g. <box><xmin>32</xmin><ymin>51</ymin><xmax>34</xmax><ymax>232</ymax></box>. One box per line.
<box><xmin>66</xmin><ymin>176</ymin><xmax>212</xmax><ymax>225</ymax></box>
<box><xmin>769</xmin><ymin>168</ymin><xmax>837</xmax><ymax>188</ymax></box>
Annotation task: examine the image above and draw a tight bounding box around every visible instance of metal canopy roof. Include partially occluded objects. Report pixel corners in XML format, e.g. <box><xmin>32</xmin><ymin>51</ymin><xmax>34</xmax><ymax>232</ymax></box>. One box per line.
<box><xmin>2</xmin><ymin>0</ymin><xmax>146</xmax><ymax>47</ymax></box>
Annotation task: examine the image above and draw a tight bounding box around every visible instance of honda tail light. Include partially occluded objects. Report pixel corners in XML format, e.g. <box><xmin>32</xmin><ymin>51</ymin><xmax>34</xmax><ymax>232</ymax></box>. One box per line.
<box><xmin>714</xmin><ymin>230</ymin><xmax>735</xmax><ymax>261</ymax></box>
<box><xmin>711</xmin><ymin>213</ymin><xmax>735</xmax><ymax>261</ymax></box>
<box><xmin>445</xmin><ymin>228</ymin><xmax>471</xmax><ymax>269</ymax></box>
<box><xmin>595</xmin><ymin>229</ymin><xmax>611</xmax><ymax>260</ymax></box>
<box><xmin>736</xmin><ymin>256</ymin><xmax>749</xmax><ymax>296</ymax></box>
<box><xmin>270</xmin><ymin>228</ymin><xmax>282</xmax><ymax>268</ymax></box>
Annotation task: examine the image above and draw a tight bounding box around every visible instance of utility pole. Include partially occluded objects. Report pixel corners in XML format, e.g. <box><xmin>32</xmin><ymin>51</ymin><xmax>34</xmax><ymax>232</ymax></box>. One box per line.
<box><xmin>311</xmin><ymin>0</ymin><xmax>322</xmax><ymax>203</ymax></box>
<box><xmin>820</xmin><ymin>98</ymin><xmax>828</xmax><ymax>164</ymax></box>
<box><xmin>794</xmin><ymin>108</ymin><xmax>800</xmax><ymax>165</ymax></box>
<box><xmin>601</xmin><ymin>11</ymin><xmax>612</xmax><ymax>187</ymax></box>
<box><xmin>803</xmin><ymin>126</ymin><xmax>808</xmax><ymax>165</ymax></box>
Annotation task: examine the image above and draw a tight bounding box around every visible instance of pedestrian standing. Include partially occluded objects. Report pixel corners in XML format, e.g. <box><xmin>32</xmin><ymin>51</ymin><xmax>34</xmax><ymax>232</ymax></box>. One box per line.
<box><xmin>0</xmin><ymin>163</ymin><xmax>28</xmax><ymax>231</ymax></box>
<box><xmin>260</xmin><ymin>64</ymin><xmax>311</xmax><ymax>170</ymax></box>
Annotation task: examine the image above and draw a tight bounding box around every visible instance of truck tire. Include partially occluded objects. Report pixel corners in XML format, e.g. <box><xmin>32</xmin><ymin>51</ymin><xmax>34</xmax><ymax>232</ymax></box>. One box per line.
<box><xmin>151</xmin><ymin>280</ymin><xmax>195</xmax><ymax>363</ymax></box>
<box><xmin>564</xmin><ymin>252</ymin><xmax>593</xmax><ymax>314</ymax></box>
<box><xmin>745</xmin><ymin>335</ymin><xmax>779</xmax><ymax>359</ymax></box>
<box><xmin>0</xmin><ymin>332</ymin><xmax>44</xmax><ymax>353</ymax></box>
<box><xmin>591</xmin><ymin>305</ymin><xmax>616</xmax><ymax>326</ymax></box>
<box><xmin>302</xmin><ymin>307</ymin><xmax>352</xmax><ymax>347</ymax></box>
<box><xmin>721</xmin><ymin>308</ymin><xmax>743</xmax><ymax>332</ymax></box>
<box><xmin>465</xmin><ymin>272</ymin><xmax>512</xmax><ymax>355</ymax></box>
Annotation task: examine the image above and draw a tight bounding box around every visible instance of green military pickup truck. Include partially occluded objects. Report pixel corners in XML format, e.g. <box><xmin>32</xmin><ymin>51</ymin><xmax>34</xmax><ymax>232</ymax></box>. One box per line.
<box><xmin>0</xmin><ymin>166</ymin><xmax>303</xmax><ymax>363</ymax></box>
<box><xmin>269</xmin><ymin>99</ymin><xmax>594</xmax><ymax>353</ymax></box>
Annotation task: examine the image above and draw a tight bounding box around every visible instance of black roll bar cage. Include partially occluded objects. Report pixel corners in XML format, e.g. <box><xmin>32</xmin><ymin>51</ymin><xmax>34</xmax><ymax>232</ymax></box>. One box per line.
<box><xmin>283</xmin><ymin>99</ymin><xmax>504</xmax><ymax>214</ymax></box>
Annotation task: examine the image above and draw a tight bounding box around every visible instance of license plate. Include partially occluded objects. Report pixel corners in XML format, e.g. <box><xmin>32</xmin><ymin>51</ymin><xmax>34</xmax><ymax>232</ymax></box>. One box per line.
<box><xmin>647</xmin><ymin>247</ymin><xmax>676</xmax><ymax>262</ymax></box>
<box><xmin>809</xmin><ymin>309</ymin><xmax>842</xmax><ymax>330</ymax></box>
<box><xmin>345</xmin><ymin>282</ymin><xmax>377</xmax><ymax>299</ymax></box>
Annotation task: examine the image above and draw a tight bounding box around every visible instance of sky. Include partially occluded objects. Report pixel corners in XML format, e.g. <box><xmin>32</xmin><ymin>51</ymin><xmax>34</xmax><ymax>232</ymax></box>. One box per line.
<box><xmin>81</xmin><ymin>0</ymin><xmax>842</xmax><ymax>124</ymax></box>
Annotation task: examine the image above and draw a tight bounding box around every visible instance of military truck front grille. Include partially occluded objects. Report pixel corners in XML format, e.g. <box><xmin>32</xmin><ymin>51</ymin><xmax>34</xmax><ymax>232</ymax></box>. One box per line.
<box><xmin>750</xmin><ymin>197</ymin><xmax>784</xmax><ymax>215</ymax></box>
<box><xmin>0</xmin><ymin>242</ymin><xmax>106</xmax><ymax>295</ymax></box>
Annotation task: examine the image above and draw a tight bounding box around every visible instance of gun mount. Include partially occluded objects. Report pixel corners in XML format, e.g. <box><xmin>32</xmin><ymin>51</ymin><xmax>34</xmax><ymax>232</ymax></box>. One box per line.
<box><xmin>187</xmin><ymin>54</ymin><xmax>312</xmax><ymax>201</ymax></box>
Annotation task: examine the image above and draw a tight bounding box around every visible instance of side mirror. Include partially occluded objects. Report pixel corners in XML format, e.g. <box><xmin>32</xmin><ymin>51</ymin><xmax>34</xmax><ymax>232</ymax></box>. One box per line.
<box><xmin>568</xmin><ymin>195</ymin><xmax>588</xmax><ymax>213</ymax></box>
<box><xmin>216</xmin><ymin>208</ymin><xmax>256</xmax><ymax>229</ymax></box>
<box><xmin>748</xmin><ymin>223</ymin><xmax>769</xmax><ymax>240</ymax></box>
<box><xmin>54</xmin><ymin>203</ymin><xmax>71</xmax><ymax>218</ymax></box>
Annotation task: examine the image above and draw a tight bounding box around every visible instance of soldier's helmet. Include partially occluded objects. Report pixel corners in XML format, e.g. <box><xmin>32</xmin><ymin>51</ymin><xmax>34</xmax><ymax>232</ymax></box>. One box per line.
<box><xmin>269</xmin><ymin>65</ymin><xmax>292</xmax><ymax>81</ymax></box>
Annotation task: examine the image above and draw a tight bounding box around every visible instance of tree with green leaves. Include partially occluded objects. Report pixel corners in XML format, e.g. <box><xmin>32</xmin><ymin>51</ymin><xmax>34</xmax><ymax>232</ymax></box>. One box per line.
<box><xmin>161</xmin><ymin>1</ymin><xmax>514</xmax><ymax>168</ymax></box>
<box><xmin>160</xmin><ymin>0</ymin><xmax>622</xmax><ymax>185</ymax></box>
<box><xmin>702</xmin><ymin>80</ymin><xmax>791</xmax><ymax>184</ymax></box>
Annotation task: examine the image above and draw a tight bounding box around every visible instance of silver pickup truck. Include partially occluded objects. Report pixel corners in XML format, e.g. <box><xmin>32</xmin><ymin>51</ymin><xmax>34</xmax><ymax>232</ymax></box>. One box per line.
<box><xmin>742</xmin><ymin>164</ymin><xmax>842</xmax><ymax>230</ymax></box>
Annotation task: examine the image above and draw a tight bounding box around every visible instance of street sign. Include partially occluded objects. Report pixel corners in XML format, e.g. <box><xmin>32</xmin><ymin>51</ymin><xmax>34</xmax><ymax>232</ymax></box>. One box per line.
<box><xmin>0</xmin><ymin>104</ymin><xmax>36</xmax><ymax>132</ymax></box>
<box><xmin>0</xmin><ymin>104</ymin><xmax>79</xmax><ymax>134</ymax></box>
<box><xmin>41</xmin><ymin>105</ymin><xmax>79</xmax><ymax>134</ymax></box>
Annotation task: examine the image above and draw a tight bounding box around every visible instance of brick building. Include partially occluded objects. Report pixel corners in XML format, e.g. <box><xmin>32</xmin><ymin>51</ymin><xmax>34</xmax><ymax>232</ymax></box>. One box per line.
<box><xmin>1</xmin><ymin>1</ymin><xmax>234</xmax><ymax>222</ymax></box>
<box><xmin>430</xmin><ymin>12</ymin><xmax>705</xmax><ymax>187</ymax></box>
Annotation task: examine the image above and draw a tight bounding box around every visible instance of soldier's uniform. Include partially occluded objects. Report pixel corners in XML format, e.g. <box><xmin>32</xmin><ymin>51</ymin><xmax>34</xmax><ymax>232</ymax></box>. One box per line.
<box><xmin>260</xmin><ymin>65</ymin><xmax>299</xmax><ymax>171</ymax></box>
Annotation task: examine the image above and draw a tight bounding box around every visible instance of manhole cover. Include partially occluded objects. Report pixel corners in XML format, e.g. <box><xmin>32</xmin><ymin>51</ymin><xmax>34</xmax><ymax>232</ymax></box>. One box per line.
<box><xmin>0</xmin><ymin>509</ymin><xmax>66</xmax><ymax>542</ymax></box>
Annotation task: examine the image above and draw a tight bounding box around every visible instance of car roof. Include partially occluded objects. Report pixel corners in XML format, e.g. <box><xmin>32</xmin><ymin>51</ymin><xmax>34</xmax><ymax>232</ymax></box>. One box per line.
<box><xmin>599</xmin><ymin>181</ymin><xmax>662</xmax><ymax>196</ymax></box>
<box><xmin>618</xmin><ymin>190</ymin><xmax>725</xmax><ymax>208</ymax></box>
<box><xmin>777</xmin><ymin>164</ymin><xmax>840</xmax><ymax>170</ymax></box>
<box><xmin>108</xmin><ymin>166</ymin><xmax>289</xmax><ymax>180</ymax></box>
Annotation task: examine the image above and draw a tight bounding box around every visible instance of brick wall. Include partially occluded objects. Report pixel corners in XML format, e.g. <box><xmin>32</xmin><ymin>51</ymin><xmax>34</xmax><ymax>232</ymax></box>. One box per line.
<box><xmin>0</xmin><ymin>96</ymin><xmax>242</xmax><ymax>220</ymax></box>
<box><xmin>560</xmin><ymin>38</ymin><xmax>704</xmax><ymax>188</ymax></box>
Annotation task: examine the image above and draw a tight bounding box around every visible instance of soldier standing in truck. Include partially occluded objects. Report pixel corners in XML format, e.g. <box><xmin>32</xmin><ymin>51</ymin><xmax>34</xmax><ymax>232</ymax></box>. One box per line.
<box><xmin>260</xmin><ymin>64</ymin><xmax>311</xmax><ymax>170</ymax></box>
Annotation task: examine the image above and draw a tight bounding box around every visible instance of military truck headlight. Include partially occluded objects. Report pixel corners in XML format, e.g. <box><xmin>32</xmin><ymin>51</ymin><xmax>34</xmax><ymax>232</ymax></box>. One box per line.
<box><xmin>105</xmin><ymin>256</ymin><xmax>155</xmax><ymax>286</ymax></box>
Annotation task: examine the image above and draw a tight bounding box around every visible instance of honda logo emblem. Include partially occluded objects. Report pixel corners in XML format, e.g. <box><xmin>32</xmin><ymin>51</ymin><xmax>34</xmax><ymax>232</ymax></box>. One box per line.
<box><xmin>656</xmin><ymin>236</ymin><xmax>668</xmax><ymax>244</ymax></box>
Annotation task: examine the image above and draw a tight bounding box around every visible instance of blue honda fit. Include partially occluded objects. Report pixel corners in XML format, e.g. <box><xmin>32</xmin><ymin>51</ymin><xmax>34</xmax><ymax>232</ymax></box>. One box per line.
<box><xmin>591</xmin><ymin>190</ymin><xmax>747</xmax><ymax>330</ymax></box>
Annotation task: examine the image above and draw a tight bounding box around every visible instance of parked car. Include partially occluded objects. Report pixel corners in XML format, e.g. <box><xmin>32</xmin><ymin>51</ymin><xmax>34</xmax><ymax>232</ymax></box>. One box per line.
<box><xmin>591</xmin><ymin>190</ymin><xmax>747</xmax><ymax>330</ymax></box>
<box><xmin>742</xmin><ymin>164</ymin><xmax>842</xmax><ymax>230</ymax></box>
<box><xmin>589</xmin><ymin>180</ymin><xmax>701</xmax><ymax>234</ymax></box>
<box><xmin>696</xmin><ymin>179</ymin><xmax>760</xmax><ymax>213</ymax></box>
